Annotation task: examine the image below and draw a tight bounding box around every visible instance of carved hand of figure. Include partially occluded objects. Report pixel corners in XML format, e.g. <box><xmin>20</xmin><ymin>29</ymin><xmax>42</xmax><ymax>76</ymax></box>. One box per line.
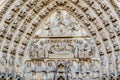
<box><xmin>45</xmin><ymin>27</ymin><xmax>50</xmax><ymax>30</ymax></box>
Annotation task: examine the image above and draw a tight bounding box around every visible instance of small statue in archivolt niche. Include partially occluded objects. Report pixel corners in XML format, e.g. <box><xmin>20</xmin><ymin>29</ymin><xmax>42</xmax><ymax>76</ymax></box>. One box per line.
<box><xmin>117</xmin><ymin>53</ymin><xmax>120</xmax><ymax>74</ymax></box>
<box><xmin>0</xmin><ymin>53</ymin><xmax>6</xmax><ymax>73</ymax></box>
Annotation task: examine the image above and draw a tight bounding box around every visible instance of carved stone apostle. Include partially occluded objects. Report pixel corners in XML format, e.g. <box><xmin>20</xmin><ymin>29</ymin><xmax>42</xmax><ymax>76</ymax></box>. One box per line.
<box><xmin>81</xmin><ymin>62</ymin><xmax>92</xmax><ymax>80</ymax></box>
<box><xmin>25</xmin><ymin>62</ymin><xmax>32</xmax><ymax>80</ymax></box>
<box><xmin>65</xmin><ymin>22</ymin><xmax>78</xmax><ymax>35</ymax></box>
<box><xmin>44</xmin><ymin>43</ymin><xmax>52</xmax><ymax>58</ymax></box>
<box><xmin>76</xmin><ymin>40</ymin><xmax>84</xmax><ymax>58</ymax></box>
<box><xmin>37</xmin><ymin>42</ymin><xmax>45</xmax><ymax>58</ymax></box>
<box><xmin>9</xmin><ymin>54</ymin><xmax>14</xmax><ymax>75</ymax></box>
<box><xmin>42</xmin><ymin>21</ymin><xmax>52</xmax><ymax>36</ymax></box>
<box><xmin>117</xmin><ymin>53</ymin><xmax>120</xmax><ymax>74</ymax></box>
<box><xmin>84</xmin><ymin>43</ymin><xmax>92</xmax><ymax>58</ymax></box>
<box><xmin>108</xmin><ymin>54</ymin><xmax>115</xmax><ymax>76</ymax></box>
<box><xmin>89</xmin><ymin>61</ymin><xmax>99</xmax><ymax>80</ymax></box>
<box><xmin>36</xmin><ymin>61</ymin><xmax>46</xmax><ymax>80</ymax></box>
<box><xmin>46</xmin><ymin>61</ymin><xmax>56</xmax><ymax>80</ymax></box>
<box><xmin>69</xmin><ymin>61</ymin><xmax>82</xmax><ymax>80</ymax></box>
<box><xmin>0</xmin><ymin>26</ymin><xmax>6</xmax><ymax>37</ymax></box>
<box><xmin>51</xmin><ymin>23</ymin><xmax>63</xmax><ymax>36</ymax></box>
<box><xmin>101</xmin><ymin>56</ymin><xmax>108</xmax><ymax>76</ymax></box>
<box><xmin>80</xmin><ymin>61</ymin><xmax>88</xmax><ymax>76</ymax></box>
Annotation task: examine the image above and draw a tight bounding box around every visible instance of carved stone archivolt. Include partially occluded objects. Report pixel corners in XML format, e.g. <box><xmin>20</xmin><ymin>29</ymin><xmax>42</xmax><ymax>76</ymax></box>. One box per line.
<box><xmin>0</xmin><ymin>0</ymin><xmax>120</xmax><ymax>80</ymax></box>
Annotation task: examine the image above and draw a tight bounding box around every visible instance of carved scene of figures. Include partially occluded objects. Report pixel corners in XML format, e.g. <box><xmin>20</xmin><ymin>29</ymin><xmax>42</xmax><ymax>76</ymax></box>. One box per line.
<box><xmin>24</xmin><ymin>60</ymin><xmax>100</xmax><ymax>80</ymax></box>
<box><xmin>35</xmin><ymin>9</ymin><xmax>89</xmax><ymax>37</ymax></box>
<box><xmin>29</xmin><ymin>39</ymin><xmax>94</xmax><ymax>59</ymax></box>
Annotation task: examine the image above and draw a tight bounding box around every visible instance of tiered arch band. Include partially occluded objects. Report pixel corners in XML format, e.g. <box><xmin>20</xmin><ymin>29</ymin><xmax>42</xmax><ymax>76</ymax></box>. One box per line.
<box><xmin>0</xmin><ymin>0</ymin><xmax>120</xmax><ymax>80</ymax></box>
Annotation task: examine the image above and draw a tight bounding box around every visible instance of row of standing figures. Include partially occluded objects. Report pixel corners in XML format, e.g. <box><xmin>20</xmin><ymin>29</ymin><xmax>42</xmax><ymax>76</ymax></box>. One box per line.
<box><xmin>29</xmin><ymin>41</ymin><xmax>94</xmax><ymax>59</ymax></box>
<box><xmin>24</xmin><ymin>61</ymin><xmax>100</xmax><ymax>80</ymax></box>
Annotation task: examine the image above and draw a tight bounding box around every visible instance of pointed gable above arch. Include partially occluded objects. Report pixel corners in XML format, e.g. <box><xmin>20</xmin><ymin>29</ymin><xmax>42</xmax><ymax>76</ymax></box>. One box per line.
<box><xmin>34</xmin><ymin>9</ymin><xmax>90</xmax><ymax>38</ymax></box>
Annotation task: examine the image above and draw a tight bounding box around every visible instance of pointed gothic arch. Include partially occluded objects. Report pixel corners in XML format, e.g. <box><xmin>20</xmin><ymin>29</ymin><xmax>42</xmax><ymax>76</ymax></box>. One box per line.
<box><xmin>0</xmin><ymin>0</ymin><xmax>120</xmax><ymax>80</ymax></box>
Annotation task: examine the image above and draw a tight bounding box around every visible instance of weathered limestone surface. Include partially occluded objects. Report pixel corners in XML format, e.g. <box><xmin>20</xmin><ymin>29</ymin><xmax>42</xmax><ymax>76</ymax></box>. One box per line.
<box><xmin>0</xmin><ymin>0</ymin><xmax>120</xmax><ymax>80</ymax></box>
